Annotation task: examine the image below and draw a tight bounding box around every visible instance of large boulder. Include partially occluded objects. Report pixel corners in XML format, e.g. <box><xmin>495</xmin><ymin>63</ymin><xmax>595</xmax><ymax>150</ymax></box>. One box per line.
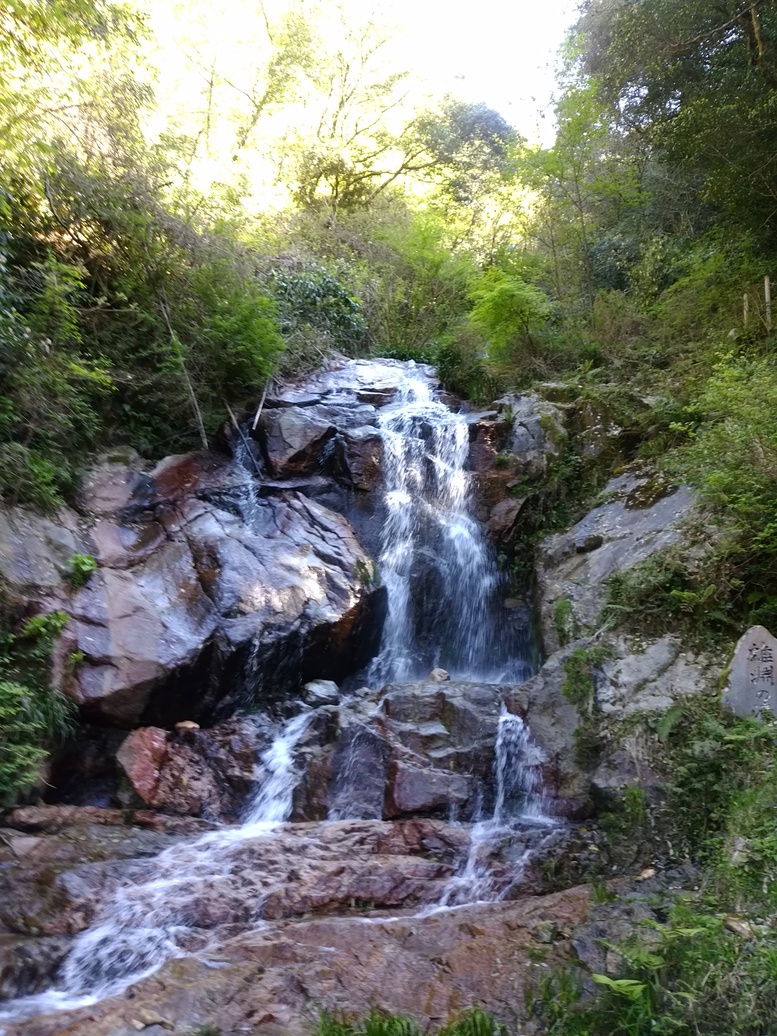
<box><xmin>1</xmin><ymin>449</ymin><xmax>385</xmax><ymax>729</ymax></box>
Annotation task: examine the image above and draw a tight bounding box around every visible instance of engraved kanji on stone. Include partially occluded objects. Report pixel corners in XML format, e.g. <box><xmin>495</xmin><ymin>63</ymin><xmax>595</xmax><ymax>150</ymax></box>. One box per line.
<box><xmin>725</xmin><ymin>625</ymin><xmax>777</xmax><ymax>720</ymax></box>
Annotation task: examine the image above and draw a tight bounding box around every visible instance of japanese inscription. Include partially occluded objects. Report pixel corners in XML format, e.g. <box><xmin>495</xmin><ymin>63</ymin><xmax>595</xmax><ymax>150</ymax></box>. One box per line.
<box><xmin>724</xmin><ymin>625</ymin><xmax>777</xmax><ymax>720</ymax></box>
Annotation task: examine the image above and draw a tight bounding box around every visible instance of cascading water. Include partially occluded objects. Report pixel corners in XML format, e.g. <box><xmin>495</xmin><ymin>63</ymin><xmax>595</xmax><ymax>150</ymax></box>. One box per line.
<box><xmin>0</xmin><ymin>360</ymin><xmax>556</xmax><ymax>1029</ymax></box>
<box><xmin>493</xmin><ymin>708</ymin><xmax>553</xmax><ymax>826</ymax></box>
<box><xmin>367</xmin><ymin>369</ymin><xmax>530</xmax><ymax>685</ymax></box>
<box><xmin>427</xmin><ymin>706</ymin><xmax>556</xmax><ymax>913</ymax></box>
<box><xmin>0</xmin><ymin>712</ymin><xmax>312</xmax><ymax>1026</ymax></box>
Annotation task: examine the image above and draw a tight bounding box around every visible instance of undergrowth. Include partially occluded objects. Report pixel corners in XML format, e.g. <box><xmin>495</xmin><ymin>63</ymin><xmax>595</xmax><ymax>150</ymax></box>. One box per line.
<box><xmin>532</xmin><ymin>695</ymin><xmax>777</xmax><ymax>1035</ymax></box>
<box><xmin>0</xmin><ymin>590</ymin><xmax>75</xmax><ymax>803</ymax></box>
<box><xmin>317</xmin><ymin>1009</ymin><xmax>502</xmax><ymax>1036</ymax></box>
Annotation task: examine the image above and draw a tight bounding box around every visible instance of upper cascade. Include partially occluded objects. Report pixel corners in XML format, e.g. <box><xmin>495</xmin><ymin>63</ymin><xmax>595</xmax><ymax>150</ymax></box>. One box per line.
<box><xmin>364</xmin><ymin>364</ymin><xmax>530</xmax><ymax>684</ymax></box>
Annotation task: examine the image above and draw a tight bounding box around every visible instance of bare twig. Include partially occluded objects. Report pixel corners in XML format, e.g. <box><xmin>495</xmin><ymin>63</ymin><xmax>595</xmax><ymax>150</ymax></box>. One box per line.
<box><xmin>224</xmin><ymin>400</ymin><xmax>263</xmax><ymax>477</ymax></box>
<box><xmin>251</xmin><ymin>378</ymin><xmax>272</xmax><ymax>431</ymax></box>
<box><xmin>158</xmin><ymin>293</ymin><xmax>208</xmax><ymax>451</ymax></box>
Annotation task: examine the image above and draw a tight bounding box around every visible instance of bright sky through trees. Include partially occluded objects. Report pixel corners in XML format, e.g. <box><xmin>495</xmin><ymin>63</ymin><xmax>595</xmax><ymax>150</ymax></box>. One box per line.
<box><xmin>139</xmin><ymin>0</ymin><xmax>579</xmax><ymax>209</ymax></box>
<box><xmin>370</xmin><ymin>0</ymin><xmax>580</xmax><ymax>143</ymax></box>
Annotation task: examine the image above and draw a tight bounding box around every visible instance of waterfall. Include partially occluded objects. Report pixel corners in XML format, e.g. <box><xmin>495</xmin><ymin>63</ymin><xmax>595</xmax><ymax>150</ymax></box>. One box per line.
<box><xmin>0</xmin><ymin>360</ymin><xmax>555</xmax><ymax>1029</ymax></box>
<box><xmin>493</xmin><ymin>708</ymin><xmax>552</xmax><ymax>825</ymax></box>
<box><xmin>368</xmin><ymin>369</ymin><xmax>528</xmax><ymax>685</ymax></box>
<box><xmin>0</xmin><ymin>713</ymin><xmax>312</xmax><ymax>1026</ymax></box>
<box><xmin>426</xmin><ymin>706</ymin><xmax>555</xmax><ymax>913</ymax></box>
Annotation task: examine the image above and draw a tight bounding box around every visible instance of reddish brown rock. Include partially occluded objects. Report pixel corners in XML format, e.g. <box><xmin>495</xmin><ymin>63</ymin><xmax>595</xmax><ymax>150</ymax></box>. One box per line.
<box><xmin>115</xmin><ymin>720</ymin><xmax>257</xmax><ymax>822</ymax></box>
<box><xmin>2</xmin><ymin>886</ymin><xmax>592</xmax><ymax>1036</ymax></box>
<box><xmin>467</xmin><ymin>413</ymin><xmax>511</xmax><ymax>475</ymax></box>
<box><xmin>116</xmin><ymin>727</ymin><xmax>169</xmax><ymax>804</ymax></box>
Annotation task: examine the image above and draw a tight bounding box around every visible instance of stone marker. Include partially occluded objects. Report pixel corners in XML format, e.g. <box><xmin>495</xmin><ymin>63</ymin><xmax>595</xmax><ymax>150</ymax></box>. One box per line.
<box><xmin>723</xmin><ymin>625</ymin><xmax>777</xmax><ymax>719</ymax></box>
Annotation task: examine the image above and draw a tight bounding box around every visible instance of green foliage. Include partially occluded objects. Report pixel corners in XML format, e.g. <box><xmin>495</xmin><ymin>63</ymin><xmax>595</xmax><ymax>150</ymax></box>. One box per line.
<box><xmin>66</xmin><ymin>553</ymin><xmax>97</xmax><ymax>589</ymax></box>
<box><xmin>316</xmin><ymin>1010</ymin><xmax>502</xmax><ymax>1036</ymax></box>
<box><xmin>562</xmin><ymin>646</ymin><xmax>611</xmax><ymax>711</ymax></box>
<box><xmin>603</xmin><ymin>546</ymin><xmax>738</xmax><ymax>646</ymax></box>
<box><xmin>364</xmin><ymin>209</ymin><xmax>477</xmax><ymax>358</ymax></box>
<box><xmin>0</xmin><ymin>678</ymin><xmax>73</xmax><ymax>803</ymax></box>
<box><xmin>469</xmin><ymin>269</ymin><xmax>551</xmax><ymax>369</ymax></box>
<box><xmin>600</xmin><ymin>785</ymin><xmax>650</xmax><ymax>845</ymax></box>
<box><xmin>528</xmin><ymin>699</ymin><xmax>777</xmax><ymax>1034</ymax></box>
<box><xmin>270</xmin><ymin>262</ymin><xmax>366</xmax><ymax>354</ymax></box>
<box><xmin>531</xmin><ymin>904</ymin><xmax>777</xmax><ymax>1036</ymax></box>
<box><xmin>562</xmin><ymin>645</ymin><xmax>613</xmax><ymax>770</ymax></box>
<box><xmin>0</xmin><ymin>606</ymin><xmax>75</xmax><ymax>803</ymax></box>
<box><xmin>644</xmin><ymin>695</ymin><xmax>777</xmax><ymax>880</ymax></box>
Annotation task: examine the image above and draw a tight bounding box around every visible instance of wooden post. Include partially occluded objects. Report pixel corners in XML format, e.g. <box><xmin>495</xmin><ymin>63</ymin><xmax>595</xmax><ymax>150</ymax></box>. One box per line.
<box><xmin>766</xmin><ymin>275</ymin><xmax>772</xmax><ymax>331</ymax></box>
<box><xmin>744</xmin><ymin>293</ymin><xmax>749</xmax><ymax>327</ymax></box>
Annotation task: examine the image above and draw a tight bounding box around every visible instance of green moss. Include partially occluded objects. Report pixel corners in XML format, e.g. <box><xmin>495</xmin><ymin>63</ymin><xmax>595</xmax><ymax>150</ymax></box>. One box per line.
<box><xmin>554</xmin><ymin>598</ymin><xmax>578</xmax><ymax>647</ymax></box>
<box><xmin>562</xmin><ymin>645</ymin><xmax>612</xmax><ymax>710</ymax></box>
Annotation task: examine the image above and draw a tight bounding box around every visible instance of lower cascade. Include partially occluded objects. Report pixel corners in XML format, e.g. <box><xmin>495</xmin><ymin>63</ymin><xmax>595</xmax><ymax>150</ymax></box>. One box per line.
<box><xmin>0</xmin><ymin>360</ymin><xmax>561</xmax><ymax>1031</ymax></box>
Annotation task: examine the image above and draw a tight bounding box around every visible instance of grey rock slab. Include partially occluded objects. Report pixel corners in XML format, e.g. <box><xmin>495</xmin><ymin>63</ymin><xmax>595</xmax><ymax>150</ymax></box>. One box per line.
<box><xmin>723</xmin><ymin>625</ymin><xmax>777</xmax><ymax>719</ymax></box>
<box><xmin>537</xmin><ymin>474</ymin><xmax>696</xmax><ymax>653</ymax></box>
<box><xmin>596</xmin><ymin>635</ymin><xmax>721</xmax><ymax>716</ymax></box>
<box><xmin>0</xmin><ymin>506</ymin><xmax>88</xmax><ymax>591</ymax></box>
<box><xmin>496</xmin><ymin>393</ymin><xmax>567</xmax><ymax>478</ymax></box>
<box><xmin>336</xmin><ymin>426</ymin><xmax>383</xmax><ymax>490</ymax></box>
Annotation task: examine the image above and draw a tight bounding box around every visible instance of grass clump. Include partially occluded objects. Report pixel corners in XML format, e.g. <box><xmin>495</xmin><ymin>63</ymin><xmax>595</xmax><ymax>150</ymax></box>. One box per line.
<box><xmin>316</xmin><ymin>1009</ymin><xmax>502</xmax><ymax>1036</ymax></box>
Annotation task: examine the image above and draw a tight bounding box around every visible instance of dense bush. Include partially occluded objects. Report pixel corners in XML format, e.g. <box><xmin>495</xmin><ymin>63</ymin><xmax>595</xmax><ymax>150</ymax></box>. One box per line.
<box><xmin>0</xmin><ymin>607</ymin><xmax>75</xmax><ymax>803</ymax></box>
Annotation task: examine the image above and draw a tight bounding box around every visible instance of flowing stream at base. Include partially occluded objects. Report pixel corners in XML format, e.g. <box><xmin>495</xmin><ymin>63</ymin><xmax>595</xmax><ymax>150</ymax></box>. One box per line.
<box><xmin>0</xmin><ymin>361</ymin><xmax>554</xmax><ymax>1026</ymax></box>
<box><xmin>0</xmin><ymin>705</ymin><xmax>556</xmax><ymax>1026</ymax></box>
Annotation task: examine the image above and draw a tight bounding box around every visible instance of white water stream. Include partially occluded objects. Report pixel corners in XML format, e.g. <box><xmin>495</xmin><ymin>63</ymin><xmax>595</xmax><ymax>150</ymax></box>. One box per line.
<box><xmin>0</xmin><ymin>713</ymin><xmax>312</xmax><ymax>1026</ymax></box>
<box><xmin>367</xmin><ymin>368</ymin><xmax>529</xmax><ymax>685</ymax></box>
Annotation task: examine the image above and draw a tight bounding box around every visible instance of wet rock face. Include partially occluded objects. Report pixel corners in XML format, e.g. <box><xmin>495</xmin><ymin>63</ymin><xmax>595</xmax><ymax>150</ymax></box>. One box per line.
<box><xmin>0</xmin><ymin>881</ymin><xmax>591</xmax><ymax>1036</ymax></box>
<box><xmin>2</xmin><ymin>358</ymin><xmax>468</xmax><ymax>737</ymax></box>
<box><xmin>293</xmin><ymin>681</ymin><xmax>543</xmax><ymax>822</ymax></box>
<box><xmin>1</xmin><ymin>447</ymin><xmax>385</xmax><ymax>729</ymax></box>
